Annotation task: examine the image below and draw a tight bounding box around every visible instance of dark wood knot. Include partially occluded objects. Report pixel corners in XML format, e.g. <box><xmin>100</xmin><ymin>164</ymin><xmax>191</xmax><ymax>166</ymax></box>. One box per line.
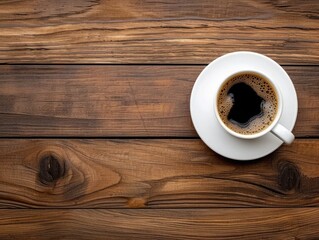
<box><xmin>278</xmin><ymin>161</ymin><xmax>300</xmax><ymax>192</ymax></box>
<box><xmin>39</xmin><ymin>154</ymin><xmax>64</xmax><ymax>185</ymax></box>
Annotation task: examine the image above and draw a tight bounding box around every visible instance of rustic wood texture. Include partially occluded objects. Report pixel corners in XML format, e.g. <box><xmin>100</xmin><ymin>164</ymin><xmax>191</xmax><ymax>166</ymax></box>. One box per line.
<box><xmin>0</xmin><ymin>65</ymin><xmax>318</xmax><ymax>137</ymax></box>
<box><xmin>1</xmin><ymin>208</ymin><xmax>319</xmax><ymax>239</ymax></box>
<box><xmin>0</xmin><ymin>0</ymin><xmax>318</xmax><ymax>64</ymax></box>
<box><xmin>1</xmin><ymin>0</ymin><xmax>319</xmax><ymax>238</ymax></box>
<box><xmin>0</xmin><ymin>139</ymin><xmax>318</xmax><ymax>208</ymax></box>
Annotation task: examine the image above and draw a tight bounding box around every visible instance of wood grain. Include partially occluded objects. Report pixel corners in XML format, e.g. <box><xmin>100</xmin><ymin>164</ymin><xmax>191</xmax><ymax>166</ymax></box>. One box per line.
<box><xmin>0</xmin><ymin>208</ymin><xmax>319</xmax><ymax>239</ymax></box>
<box><xmin>0</xmin><ymin>65</ymin><xmax>318</xmax><ymax>137</ymax></box>
<box><xmin>0</xmin><ymin>0</ymin><xmax>318</xmax><ymax>64</ymax></box>
<box><xmin>0</xmin><ymin>139</ymin><xmax>318</xmax><ymax>208</ymax></box>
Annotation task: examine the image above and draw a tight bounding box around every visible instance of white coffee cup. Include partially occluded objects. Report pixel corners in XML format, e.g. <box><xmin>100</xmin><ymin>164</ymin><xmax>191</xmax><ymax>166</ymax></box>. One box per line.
<box><xmin>214</xmin><ymin>70</ymin><xmax>294</xmax><ymax>144</ymax></box>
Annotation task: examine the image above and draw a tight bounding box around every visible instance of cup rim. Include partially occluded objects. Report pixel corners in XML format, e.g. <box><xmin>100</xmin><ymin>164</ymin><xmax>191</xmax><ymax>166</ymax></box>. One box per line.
<box><xmin>214</xmin><ymin>70</ymin><xmax>283</xmax><ymax>139</ymax></box>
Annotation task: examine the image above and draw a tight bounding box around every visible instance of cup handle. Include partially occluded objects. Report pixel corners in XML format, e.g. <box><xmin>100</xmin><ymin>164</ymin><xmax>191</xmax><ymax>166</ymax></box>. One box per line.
<box><xmin>271</xmin><ymin>123</ymin><xmax>294</xmax><ymax>144</ymax></box>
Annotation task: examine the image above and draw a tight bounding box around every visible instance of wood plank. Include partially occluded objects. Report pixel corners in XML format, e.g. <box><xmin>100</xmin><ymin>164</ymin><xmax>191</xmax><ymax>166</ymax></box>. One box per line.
<box><xmin>0</xmin><ymin>208</ymin><xmax>319</xmax><ymax>239</ymax></box>
<box><xmin>0</xmin><ymin>65</ymin><xmax>318</xmax><ymax>137</ymax></box>
<box><xmin>0</xmin><ymin>139</ymin><xmax>318</xmax><ymax>208</ymax></box>
<box><xmin>0</xmin><ymin>0</ymin><xmax>318</xmax><ymax>64</ymax></box>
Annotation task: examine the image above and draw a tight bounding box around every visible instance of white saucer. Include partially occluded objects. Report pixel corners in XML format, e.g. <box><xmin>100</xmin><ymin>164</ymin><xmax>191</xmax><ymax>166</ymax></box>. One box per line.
<box><xmin>190</xmin><ymin>51</ymin><xmax>298</xmax><ymax>160</ymax></box>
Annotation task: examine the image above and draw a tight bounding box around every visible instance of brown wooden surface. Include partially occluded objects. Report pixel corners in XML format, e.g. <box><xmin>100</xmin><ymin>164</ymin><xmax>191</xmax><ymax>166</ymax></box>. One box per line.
<box><xmin>0</xmin><ymin>65</ymin><xmax>318</xmax><ymax>137</ymax></box>
<box><xmin>1</xmin><ymin>0</ymin><xmax>319</xmax><ymax>239</ymax></box>
<box><xmin>1</xmin><ymin>208</ymin><xmax>319</xmax><ymax>239</ymax></box>
<box><xmin>0</xmin><ymin>0</ymin><xmax>318</xmax><ymax>64</ymax></box>
<box><xmin>0</xmin><ymin>139</ymin><xmax>318</xmax><ymax>208</ymax></box>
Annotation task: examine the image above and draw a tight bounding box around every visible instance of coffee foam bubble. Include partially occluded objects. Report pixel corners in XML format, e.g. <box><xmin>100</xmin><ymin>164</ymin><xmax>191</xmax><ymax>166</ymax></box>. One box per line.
<box><xmin>217</xmin><ymin>73</ymin><xmax>278</xmax><ymax>135</ymax></box>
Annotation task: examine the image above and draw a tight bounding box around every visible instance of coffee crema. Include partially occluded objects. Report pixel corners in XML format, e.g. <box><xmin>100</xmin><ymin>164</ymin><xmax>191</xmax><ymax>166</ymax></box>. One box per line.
<box><xmin>217</xmin><ymin>72</ymin><xmax>278</xmax><ymax>135</ymax></box>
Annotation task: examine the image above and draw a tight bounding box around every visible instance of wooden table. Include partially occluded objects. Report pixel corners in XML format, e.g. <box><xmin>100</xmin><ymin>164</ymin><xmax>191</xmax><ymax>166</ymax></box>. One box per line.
<box><xmin>0</xmin><ymin>0</ymin><xmax>318</xmax><ymax>239</ymax></box>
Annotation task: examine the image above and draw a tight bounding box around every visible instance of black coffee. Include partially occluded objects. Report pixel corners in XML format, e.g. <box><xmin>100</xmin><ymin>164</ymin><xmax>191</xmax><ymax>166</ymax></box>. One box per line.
<box><xmin>217</xmin><ymin>72</ymin><xmax>278</xmax><ymax>135</ymax></box>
